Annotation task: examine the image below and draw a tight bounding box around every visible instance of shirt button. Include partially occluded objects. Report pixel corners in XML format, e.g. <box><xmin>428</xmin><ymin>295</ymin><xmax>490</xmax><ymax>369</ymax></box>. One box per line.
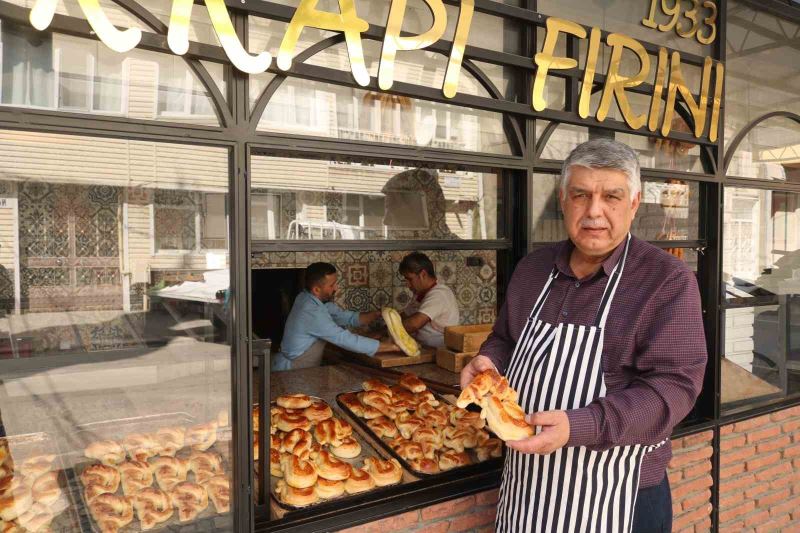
<box><xmin>562</xmin><ymin>310</ymin><xmax>568</xmax><ymax>317</ymax></box>
<box><xmin>575</xmin><ymin>282</ymin><xmax>581</xmax><ymax>288</ymax></box>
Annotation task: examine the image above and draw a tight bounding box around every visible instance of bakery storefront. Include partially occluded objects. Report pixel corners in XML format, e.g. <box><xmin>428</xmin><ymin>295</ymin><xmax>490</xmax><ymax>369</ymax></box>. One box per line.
<box><xmin>0</xmin><ymin>0</ymin><xmax>799</xmax><ymax>531</ymax></box>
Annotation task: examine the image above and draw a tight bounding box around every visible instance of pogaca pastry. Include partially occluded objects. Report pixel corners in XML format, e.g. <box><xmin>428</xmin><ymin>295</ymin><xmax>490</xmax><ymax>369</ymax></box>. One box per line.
<box><xmin>381</xmin><ymin>307</ymin><xmax>420</xmax><ymax>356</ymax></box>
<box><xmin>84</xmin><ymin>440</ymin><xmax>126</xmax><ymax>467</ymax></box>
<box><xmin>457</xmin><ymin>369</ymin><xmax>532</xmax><ymax>441</ymax></box>
<box><xmin>363</xmin><ymin>458</ymin><xmax>402</xmax><ymax>486</ymax></box>
<box><xmin>399</xmin><ymin>373</ymin><xmax>426</xmax><ymax>393</ymax></box>
<box><xmin>276</xmin><ymin>480</ymin><xmax>317</xmax><ymax>507</ymax></box>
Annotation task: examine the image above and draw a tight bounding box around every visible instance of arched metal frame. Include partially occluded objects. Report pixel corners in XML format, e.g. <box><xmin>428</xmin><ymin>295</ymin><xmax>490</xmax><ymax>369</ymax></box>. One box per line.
<box><xmin>723</xmin><ymin>110</ymin><xmax>800</xmax><ymax>175</ymax></box>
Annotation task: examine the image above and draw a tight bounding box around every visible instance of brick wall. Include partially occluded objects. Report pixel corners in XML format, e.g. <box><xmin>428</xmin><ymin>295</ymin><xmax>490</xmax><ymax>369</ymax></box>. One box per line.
<box><xmin>668</xmin><ymin>431</ymin><xmax>714</xmax><ymax>532</ymax></box>
<box><xmin>719</xmin><ymin>406</ymin><xmax>800</xmax><ymax>531</ymax></box>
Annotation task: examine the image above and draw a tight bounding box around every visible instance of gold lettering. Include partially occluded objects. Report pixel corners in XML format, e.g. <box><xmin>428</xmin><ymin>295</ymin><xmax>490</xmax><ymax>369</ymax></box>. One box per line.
<box><xmin>708</xmin><ymin>61</ymin><xmax>724</xmax><ymax>142</ymax></box>
<box><xmin>647</xmin><ymin>47</ymin><xmax>669</xmax><ymax>131</ymax></box>
<box><xmin>379</xmin><ymin>0</ymin><xmax>447</xmax><ymax>91</ymax></box>
<box><xmin>279</xmin><ymin>0</ymin><xmax>370</xmax><ymax>86</ymax></box>
<box><xmin>442</xmin><ymin>0</ymin><xmax>475</xmax><ymax>99</ymax></box>
<box><xmin>661</xmin><ymin>52</ymin><xmax>712</xmax><ymax>138</ymax></box>
<box><xmin>597</xmin><ymin>33</ymin><xmax>650</xmax><ymax>130</ymax></box>
<box><xmin>533</xmin><ymin>18</ymin><xmax>586</xmax><ymax>112</ymax></box>
<box><xmin>30</xmin><ymin>0</ymin><xmax>141</xmax><ymax>53</ymax></box>
<box><xmin>578</xmin><ymin>27</ymin><xmax>601</xmax><ymax>118</ymax></box>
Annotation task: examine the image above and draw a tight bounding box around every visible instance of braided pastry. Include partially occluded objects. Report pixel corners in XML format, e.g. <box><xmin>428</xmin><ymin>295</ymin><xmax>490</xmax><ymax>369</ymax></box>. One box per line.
<box><xmin>281</xmin><ymin>429</ymin><xmax>314</xmax><ymax>458</ymax></box>
<box><xmin>155</xmin><ymin>427</ymin><xmax>186</xmax><ymax>457</ymax></box>
<box><xmin>88</xmin><ymin>493</ymin><xmax>134</xmax><ymax>533</ymax></box>
<box><xmin>276</xmin><ymin>394</ymin><xmax>313</xmax><ymax>410</ymax></box>
<box><xmin>361</xmin><ymin>405</ymin><xmax>384</xmax><ymax>420</ymax></box>
<box><xmin>442</xmin><ymin>426</ymin><xmax>478</xmax><ymax>452</ymax></box>
<box><xmin>14</xmin><ymin>502</ymin><xmax>53</xmax><ymax>532</ymax></box>
<box><xmin>313</xmin><ymin>451</ymin><xmax>350</xmax><ymax>481</ymax></box>
<box><xmin>399</xmin><ymin>373</ymin><xmax>426</xmax><ymax>393</ymax></box>
<box><xmin>411</xmin><ymin>427</ymin><xmax>443</xmax><ymax>448</ymax></box>
<box><xmin>389</xmin><ymin>439</ymin><xmax>423</xmax><ymax>461</ymax></box>
<box><xmin>366</xmin><ymin>416</ymin><xmax>398</xmax><ymax>439</ymax></box>
<box><xmin>85</xmin><ymin>440</ymin><xmax>125</xmax><ymax>467</ymax></box>
<box><xmin>450</xmin><ymin>408</ymin><xmax>486</xmax><ymax>430</ymax></box>
<box><xmin>132</xmin><ymin>487</ymin><xmax>173</xmax><ymax>530</ymax></box>
<box><xmin>169</xmin><ymin>482</ymin><xmax>208</xmax><ymax>522</ymax></box>
<box><xmin>203</xmin><ymin>476</ymin><xmax>230</xmax><ymax>513</ymax></box>
<box><xmin>339</xmin><ymin>393</ymin><xmax>365</xmax><ymax>417</ymax></box>
<box><xmin>415</xmin><ymin>403</ymin><xmax>447</xmax><ymax>427</ymax></box>
<box><xmin>363</xmin><ymin>458</ymin><xmax>402</xmax><ymax>486</ymax></box>
<box><xmin>30</xmin><ymin>472</ymin><xmax>61</xmax><ymax>507</ymax></box>
<box><xmin>0</xmin><ymin>485</ymin><xmax>32</xmax><ymax>521</ymax></box>
<box><xmin>122</xmin><ymin>434</ymin><xmax>158</xmax><ymax>462</ymax></box>
<box><xmin>275</xmin><ymin>480</ymin><xmax>317</xmax><ymax>507</ymax></box>
<box><xmin>344</xmin><ymin>467</ymin><xmax>375</xmax><ymax>494</ymax></box>
<box><xmin>395</xmin><ymin>412</ymin><xmax>426</xmax><ymax>440</ymax></box>
<box><xmin>118</xmin><ymin>460</ymin><xmax>153</xmax><ymax>496</ymax></box>
<box><xmin>362</xmin><ymin>379</ymin><xmax>393</xmax><ymax>398</ymax></box>
<box><xmin>303</xmin><ymin>402</ymin><xmax>333</xmax><ymax>424</ymax></box>
<box><xmin>484</xmin><ymin>396</ymin><xmax>533</xmax><ymax>441</ymax></box>
<box><xmin>185</xmin><ymin>422</ymin><xmax>218</xmax><ymax>452</ymax></box>
<box><xmin>18</xmin><ymin>456</ymin><xmax>54</xmax><ymax>481</ymax></box>
<box><xmin>80</xmin><ymin>464</ymin><xmax>121</xmax><ymax>501</ymax></box>
<box><xmin>359</xmin><ymin>391</ymin><xmax>396</xmax><ymax>420</ymax></box>
<box><xmin>382</xmin><ymin>306</ymin><xmax>420</xmax><ymax>356</ymax></box>
<box><xmin>280</xmin><ymin>455</ymin><xmax>317</xmax><ymax>489</ymax></box>
<box><xmin>330</xmin><ymin>437</ymin><xmax>361</xmax><ymax>459</ymax></box>
<box><xmin>188</xmin><ymin>451</ymin><xmax>223</xmax><ymax>485</ymax></box>
<box><xmin>420</xmin><ymin>441</ymin><xmax>438</xmax><ymax>460</ymax></box>
<box><xmin>409</xmin><ymin>457</ymin><xmax>440</xmax><ymax>474</ymax></box>
<box><xmin>438</xmin><ymin>450</ymin><xmax>471</xmax><ymax>471</ymax></box>
<box><xmin>151</xmin><ymin>456</ymin><xmax>189</xmax><ymax>492</ymax></box>
<box><xmin>413</xmin><ymin>390</ymin><xmax>439</xmax><ymax>407</ymax></box>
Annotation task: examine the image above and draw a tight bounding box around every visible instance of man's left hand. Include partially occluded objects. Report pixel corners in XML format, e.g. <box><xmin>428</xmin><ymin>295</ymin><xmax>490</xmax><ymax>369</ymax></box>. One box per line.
<box><xmin>506</xmin><ymin>410</ymin><xmax>570</xmax><ymax>455</ymax></box>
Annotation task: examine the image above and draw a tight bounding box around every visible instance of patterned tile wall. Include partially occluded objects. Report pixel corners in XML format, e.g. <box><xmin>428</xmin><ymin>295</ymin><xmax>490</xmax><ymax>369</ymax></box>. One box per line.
<box><xmin>251</xmin><ymin>249</ymin><xmax>498</xmax><ymax>325</ymax></box>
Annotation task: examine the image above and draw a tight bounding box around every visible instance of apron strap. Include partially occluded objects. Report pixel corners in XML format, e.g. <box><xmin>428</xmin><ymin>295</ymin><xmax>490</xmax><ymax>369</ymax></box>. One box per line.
<box><xmin>594</xmin><ymin>233</ymin><xmax>632</xmax><ymax>328</ymax></box>
<box><xmin>527</xmin><ymin>267</ymin><xmax>559</xmax><ymax>324</ymax></box>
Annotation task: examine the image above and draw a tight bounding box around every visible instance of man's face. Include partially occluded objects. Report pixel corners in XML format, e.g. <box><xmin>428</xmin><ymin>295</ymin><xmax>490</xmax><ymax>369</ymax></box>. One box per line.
<box><xmin>559</xmin><ymin>166</ymin><xmax>640</xmax><ymax>257</ymax></box>
<box><xmin>315</xmin><ymin>273</ymin><xmax>339</xmax><ymax>302</ymax></box>
<box><xmin>402</xmin><ymin>272</ymin><xmax>425</xmax><ymax>295</ymax></box>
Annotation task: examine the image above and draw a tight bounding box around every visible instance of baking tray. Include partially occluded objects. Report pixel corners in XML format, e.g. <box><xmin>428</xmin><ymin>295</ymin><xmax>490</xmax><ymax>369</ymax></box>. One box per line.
<box><xmin>265</xmin><ymin>397</ymin><xmax>410</xmax><ymax>511</ymax></box>
<box><xmin>67</xmin><ymin>412</ymin><xmax>231</xmax><ymax>532</ymax></box>
<box><xmin>0</xmin><ymin>432</ymin><xmax>83</xmax><ymax>532</ymax></box>
<box><xmin>336</xmin><ymin>389</ymin><xmax>503</xmax><ymax>477</ymax></box>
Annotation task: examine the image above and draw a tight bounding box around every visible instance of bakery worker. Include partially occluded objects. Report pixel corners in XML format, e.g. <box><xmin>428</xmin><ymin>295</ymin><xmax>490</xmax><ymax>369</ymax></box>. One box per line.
<box><xmin>461</xmin><ymin>139</ymin><xmax>706</xmax><ymax>532</ymax></box>
<box><xmin>398</xmin><ymin>252</ymin><xmax>459</xmax><ymax>348</ymax></box>
<box><xmin>272</xmin><ymin>262</ymin><xmax>398</xmax><ymax>371</ymax></box>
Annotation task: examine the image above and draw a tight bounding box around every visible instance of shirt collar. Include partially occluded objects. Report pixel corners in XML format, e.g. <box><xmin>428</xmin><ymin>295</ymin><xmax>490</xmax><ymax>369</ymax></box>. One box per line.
<box><xmin>303</xmin><ymin>290</ymin><xmax>324</xmax><ymax>306</ymax></box>
<box><xmin>554</xmin><ymin>236</ymin><xmax>629</xmax><ymax>280</ymax></box>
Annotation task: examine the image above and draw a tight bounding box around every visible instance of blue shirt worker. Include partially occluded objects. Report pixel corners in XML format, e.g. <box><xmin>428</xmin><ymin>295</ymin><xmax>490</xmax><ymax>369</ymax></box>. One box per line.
<box><xmin>272</xmin><ymin>262</ymin><xmax>398</xmax><ymax>371</ymax></box>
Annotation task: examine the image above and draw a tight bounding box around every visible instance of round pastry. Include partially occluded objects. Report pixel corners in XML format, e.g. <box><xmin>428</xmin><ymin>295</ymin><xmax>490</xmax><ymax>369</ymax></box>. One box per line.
<box><xmin>185</xmin><ymin>422</ymin><xmax>218</xmax><ymax>452</ymax></box>
<box><xmin>0</xmin><ymin>485</ymin><xmax>32</xmax><ymax>521</ymax></box>
<box><xmin>269</xmin><ymin>449</ymin><xmax>284</xmax><ymax>478</ymax></box>
<box><xmin>450</xmin><ymin>408</ymin><xmax>486</xmax><ymax>430</ymax></box>
<box><xmin>398</xmin><ymin>373</ymin><xmax>426</xmax><ymax>393</ymax></box>
<box><xmin>281</xmin><ymin>429</ymin><xmax>314</xmax><ymax>458</ymax></box>
<box><xmin>117</xmin><ymin>460</ymin><xmax>153</xmax><ymax>496</ymax></box>
<box><xmin>313</xmin><ymin>420</ymin><xmax>340</xmax><ymax>447</ymax></box>
<box><xmin>330</xmin><ymin>437</ymin><xmax>361</xmax><ymax>459</ymax></box>
<box><xmin>155</xmin><ymin>427</ymin><xmax>186</xmax><ymax>457</ymax></box>
<box><xmin>366</xmin><ymin>416</ymin><xmax>398</xmax><ymax>439</ymax></box>
<box><xmin>391</xmin><ymin>440</ymin><xmax>423</xmax><ymax>461</ymax></box>
<box><xmin>359</xmin><ymin>391</ymin><xmax>396</xmax><ymax>419</ymax></box>
<box><xmin>412</xmin><ymin>427</ymin><xmax>443</xmax><ymax>448</ymax></box>
<box><xmin>409</xmin><ymin>457</ymin><xmax>440</xmax><ymax>474</ymax></box>
<box><xmin>413</xmin><ymin>390</ymin><xmax>439</xmax><ymax>407</ymax></box>
<box><xmin>344</xmin><ymin>467</ymin><xmax>375</xmax><ymax>494</ymax></box>
<box><xmin>395</xmin><ymin>413</ymin><xmax>427</xmax><ymax>440</ymax></box>
<box><xmin>362</xmin><ymin>379</ymin><xmax>393</xmax><ymax>398</ymax></box>
<box><xmin>276</xmin><ymin>394</ymin><xmax>313</xmax><ymax>410</ymax></box>
<box><xmin>443</xmin><ymin>426</ymin><xmax>478</xmax><ymax>452</ymax></box>
<box><xmin>276</xmin><ymin>479</ymin><xmax>318</xmax><ymax>507</ymax></box>
<box><xmin>84</xmin><ymin>440</ymin><xmax>125</xmax><ymax>467</ymax></box>
<box><xmin>169</xmin><ymin>481</ymin><xmax>208</xmax><ymax>522</ymax></box>
<box><xmin>275</xmin><ymin>412</ymin><xmax>312</xmax><ymax>433</ymax></box>
<box><xmin>80</xmin><ymin>464</ymin><xmax>121</xmax><ymax>493</ymax></box>
<box><xmin>438</xmin><ymin>450</ymin><xmax>471</xmax><ymax>471</ymax></box>
<box><xmin>132</xmin><ymin>487</ymin><xmax>173</xmax><ymax>529</ymax></box>
<box><xmin>30</xmin><ymin>472</ymin><xmax>61</xmax><ymax>507</ymax></box>
<box><xmin>151</xmin><ymin>456</ymin><xmax>189</xmax><ymax>492</ymax></box>
<box><xmin>339</xmin><ymin>393</ymin><xmax>365</xmax><ymax>417</ymax></box>
<box><xmin>18</xmin><ymin>455</ymin><xmax>55</xmax><ymax>481</ymax></box>
<box><xmin>203</xmin><ymin>475</ymin><xmax>230</xmax><ymax>513</ymax></box>
<box><xmin>281</xmin><ymin>455</ymin><xmax>318</xmax><ymax>489</ymax></box>
<box><xmin>363</xmin><ymin>457</ymin><xmax>402</xmax><ymax>486</ymax></box>
<box><xmin>484</xmin><ymin>396</ymin><xmax>534</xmax><ymax>442</ymax></box>
<box><xmin>303</xmin><ymin>402</ymin><xmax>333</xmax><ymax>424</ymax></box>
<box><xmin>15</xmin><ymin>502</ymin><xmax>53</xmax><ymax>532</ymax></box>
<box><xmin>88</xmin><ymin>493</ymin><xmax>134</xmax><ymax>532</ymax></box>
<box><xmin>122</xmin><ymin>433</ymin><xmax>159</xmax><ymax>462</ymax></box>
<box><xmin>314</xmin><ymin>477</ymin><xmax>345</xmax><ymax>499</ymax></box>
<box><xmin>313</xmin><ymin>451</ymin><xmax>351</xmax><ymax>481</ymax></box>
<box><xmin>475</xmin><ymin>438</ymin><xmax>503</xmax><ymax>461</ymax></box>
<box><xmin>188</xmin><ymin>451</ymin><xmax>223</xmax><ymax>485</ymax></box>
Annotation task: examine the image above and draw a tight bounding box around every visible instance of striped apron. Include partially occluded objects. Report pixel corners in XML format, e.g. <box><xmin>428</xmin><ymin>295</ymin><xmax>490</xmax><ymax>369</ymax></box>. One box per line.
<box><xmin>496</xmin><ymin>235</ymin><xmax>664</xmax><ymax>533</ymax></box>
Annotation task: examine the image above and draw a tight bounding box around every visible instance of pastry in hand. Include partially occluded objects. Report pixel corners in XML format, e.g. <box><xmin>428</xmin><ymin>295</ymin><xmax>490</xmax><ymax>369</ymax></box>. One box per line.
<box><xmin>381</xmin><ymin>307</ymin><xmax>421</xmax><ymax>356</ymax></box>
<box><xmin>484</xmin><ymin>396</ymin><xmax>533</xmax><ymax>441</ymax></box>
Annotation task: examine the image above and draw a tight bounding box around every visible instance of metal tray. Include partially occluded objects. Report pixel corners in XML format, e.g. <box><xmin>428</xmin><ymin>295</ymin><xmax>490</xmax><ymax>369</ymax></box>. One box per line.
<box><xmin>67</xmin><ymin>412</ymin><xmax>231</xmax><ymax>532</ymax></box>
<box><xmin>0</xmin><ymin>432</ymin><xmax>83</xmax><ymax>532</ymax></box>
<box><xmin>336</xmin><ymin>389</ymin><xmax>503</xmax><ymax>477</ymax></box>
<box><xmin>265</xmin><ymin>398</ymin><xmax>409</xmax><ymax>512</ymax></box>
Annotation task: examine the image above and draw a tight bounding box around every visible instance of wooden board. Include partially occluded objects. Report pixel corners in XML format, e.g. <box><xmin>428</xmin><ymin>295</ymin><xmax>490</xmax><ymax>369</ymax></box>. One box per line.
<box><xmin>344</xmin><ymin>346</ymin><xmax>436</xmax><ymax>368</ymax></box>
<box><xmin>444</xmin><ymin>324</ymin><xmax>493</xmax><ymax>352</ymax></box>
<box><xmin>435</xmin><ymin>346</ymin><xmax>477</xmax><ymax>373</ymax></box>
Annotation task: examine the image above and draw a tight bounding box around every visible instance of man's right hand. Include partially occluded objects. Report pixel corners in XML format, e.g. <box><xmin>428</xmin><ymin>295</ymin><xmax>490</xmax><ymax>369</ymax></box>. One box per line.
<box><xmin>460</xmin><ymin>355</ymin><xmax>499</xmax><ymax>389</ymax></box>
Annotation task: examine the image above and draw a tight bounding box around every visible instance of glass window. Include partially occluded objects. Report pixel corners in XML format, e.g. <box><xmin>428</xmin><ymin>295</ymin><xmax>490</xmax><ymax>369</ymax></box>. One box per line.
<box><xmin>727</xmin><ymin>117</ymin><xmax>800</xmax><ymax>183</ymax></box>
<box><xmin>251</xmin><ymin>155</ymin><xmax>505</xmax><ymax>240</ymax></box>
<box><xmin>0</xmin><ymin>130</ymin><xmax>234</xmax><ymax>531</ymax></box>
<box><xmin>251</xmin><ymin>192</ymin><xmax>282</xmax><ymax>240</ymax></box>
<box><xmin>722</xmin><ymin>187</ymin><xmax>800</xmax><ymax>412</ymax></box>
<box><xmin>530</xmin><ymin>173</ymin><xmax>701</xmax><ymax>243</ymax></box>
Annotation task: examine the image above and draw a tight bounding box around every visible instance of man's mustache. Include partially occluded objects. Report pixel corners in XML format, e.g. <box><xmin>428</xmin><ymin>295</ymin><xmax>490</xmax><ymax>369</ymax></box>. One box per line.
<box><xmin>579</xmin><ymin>218</ymin><xmax>608</xmax><ymax>229</ymax></box>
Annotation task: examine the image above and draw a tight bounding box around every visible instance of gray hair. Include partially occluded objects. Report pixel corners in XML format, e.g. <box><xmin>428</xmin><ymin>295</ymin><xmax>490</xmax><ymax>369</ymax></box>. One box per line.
<box><xmin>560</xmin><ymin>138</ymin><xmax>641</xmax><ymax>202</ymax></box>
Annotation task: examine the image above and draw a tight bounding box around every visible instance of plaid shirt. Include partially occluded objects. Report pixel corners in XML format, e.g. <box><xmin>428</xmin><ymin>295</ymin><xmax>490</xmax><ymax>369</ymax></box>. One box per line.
<box><xmin>481</xmin><ymin>236</ymin><xmax>707</xmax><ymax>488</ymax></box>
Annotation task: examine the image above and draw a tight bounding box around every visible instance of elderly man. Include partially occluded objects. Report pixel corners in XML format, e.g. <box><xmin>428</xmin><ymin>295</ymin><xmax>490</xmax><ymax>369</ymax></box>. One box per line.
<box><xmin>462</xmin><ymin>139</ymin><xmax>706</xmax><ymax>533</ymax></box>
